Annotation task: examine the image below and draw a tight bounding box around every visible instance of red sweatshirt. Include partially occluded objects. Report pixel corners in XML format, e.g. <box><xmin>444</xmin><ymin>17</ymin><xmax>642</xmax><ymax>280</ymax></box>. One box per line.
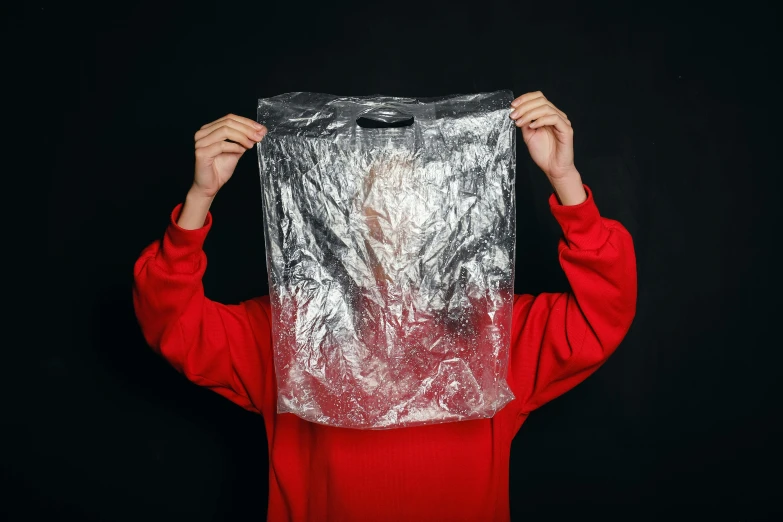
<box><xmin>133</xmin><ymin>184</ymin><xmax>636</xmax><ymax>522</ymax></box>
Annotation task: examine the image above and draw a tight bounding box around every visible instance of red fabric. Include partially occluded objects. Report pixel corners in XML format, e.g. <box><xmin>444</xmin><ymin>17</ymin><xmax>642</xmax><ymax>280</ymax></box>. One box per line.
<box><xmin>133</xmin><ymin>184</ymin><xmax>636</xmax><ymax>522</ymax></box>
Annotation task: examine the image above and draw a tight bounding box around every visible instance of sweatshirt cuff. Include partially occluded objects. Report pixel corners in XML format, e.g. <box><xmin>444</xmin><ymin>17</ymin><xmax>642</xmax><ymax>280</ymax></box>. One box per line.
<box><xmin>548</xmin><ymin>184</ymin><xmax>610</xmax><ymax>251</ymax></box>
<box><xmin>157</xmin><ymin>203</ymin><xmax>213</xmax><ymax>273</ymax></box>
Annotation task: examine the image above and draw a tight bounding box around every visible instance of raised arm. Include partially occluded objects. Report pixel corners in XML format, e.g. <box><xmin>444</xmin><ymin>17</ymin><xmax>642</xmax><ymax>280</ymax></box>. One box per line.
<box><xmin>505</xmin><ymin>92</ymin><xmax>637</xmax><ymax>414</ymax></box>
<box><xmin>508</xmin><ymin>184</ymin><xmax>637</xmax><ymax>413</ymax></box>
<box><xmin>133</xmin><ymin>114</ymin><xmax>274</xmax><ymax>413</ymax></box>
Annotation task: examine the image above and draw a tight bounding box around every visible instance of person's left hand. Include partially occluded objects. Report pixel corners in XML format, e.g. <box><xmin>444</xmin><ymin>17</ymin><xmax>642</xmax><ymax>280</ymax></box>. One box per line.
<box><xmin>510</xmin><ymin>91</ymin><xmax>577</xmax><ymax>182</ymax></box>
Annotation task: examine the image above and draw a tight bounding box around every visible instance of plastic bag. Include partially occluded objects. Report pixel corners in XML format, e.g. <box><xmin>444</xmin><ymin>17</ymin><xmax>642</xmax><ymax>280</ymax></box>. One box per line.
<box><xmin>256</xmin><ymin>91</ymin><xmax>517</xmax><ymax>429</ymax></box>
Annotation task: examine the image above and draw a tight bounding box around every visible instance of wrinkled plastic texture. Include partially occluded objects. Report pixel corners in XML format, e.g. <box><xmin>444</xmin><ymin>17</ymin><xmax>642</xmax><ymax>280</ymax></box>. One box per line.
<box><xmin>257</xmin><ymin>91</ymin><xmax>517</xmax><ymax>429</ymax></box>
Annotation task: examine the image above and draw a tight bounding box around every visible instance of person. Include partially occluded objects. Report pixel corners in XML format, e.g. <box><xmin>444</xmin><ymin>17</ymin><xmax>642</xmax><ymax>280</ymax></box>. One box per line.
<box><xmin>133</xmin><ymin>91</ymin><xmax>637</xmax><ymax>522</ymax></box>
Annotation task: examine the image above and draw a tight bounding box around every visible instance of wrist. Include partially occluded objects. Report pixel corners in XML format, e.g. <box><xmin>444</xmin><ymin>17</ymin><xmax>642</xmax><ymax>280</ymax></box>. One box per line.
<box><xmin>187</xmin><ymin>183</ymin><xmax>217</xmax><ymax>202</ymax></box>
<box><xmin>178</xmin><ymin>187</ymin><xmax>215</xmax><ymax>230</ymax></box>
<box><xmin>549</xmin><ymin>169</ymin><xmax>586</xmax><ymax>206</ymax></box>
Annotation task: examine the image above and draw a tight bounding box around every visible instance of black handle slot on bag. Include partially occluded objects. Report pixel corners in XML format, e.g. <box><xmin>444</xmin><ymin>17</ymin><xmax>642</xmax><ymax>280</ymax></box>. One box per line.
<box><xmin>356</xmin><ymin>106</ymin><xmax>415</xmax><ymax>128</ymax></box>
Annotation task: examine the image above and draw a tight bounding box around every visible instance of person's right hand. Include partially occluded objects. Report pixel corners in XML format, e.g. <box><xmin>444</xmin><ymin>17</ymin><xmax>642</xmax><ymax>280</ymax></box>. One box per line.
<box><xmin>191</xmin><ymin>114</ymin><xmax>267</xmax><ymax>198</ymax></box>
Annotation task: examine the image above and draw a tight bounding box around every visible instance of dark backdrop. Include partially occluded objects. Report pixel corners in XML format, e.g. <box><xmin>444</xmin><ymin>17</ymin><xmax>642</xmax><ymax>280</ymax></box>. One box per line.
<box><xmin>7</xmin><ymin>1</ymin><xmax>782</xmax><ymax>520</ymax></box>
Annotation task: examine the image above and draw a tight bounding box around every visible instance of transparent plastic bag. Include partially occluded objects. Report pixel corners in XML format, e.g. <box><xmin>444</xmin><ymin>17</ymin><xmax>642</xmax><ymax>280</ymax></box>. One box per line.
<box><xmin>257</xmin><ymin>91</ymin><xmax>517</xmax><ymax>429</ymax></box>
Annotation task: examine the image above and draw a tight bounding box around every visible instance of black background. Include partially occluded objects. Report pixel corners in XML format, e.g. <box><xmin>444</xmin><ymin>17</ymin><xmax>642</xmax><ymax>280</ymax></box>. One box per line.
<box><xmin>7</xmin><ymin>0</ymin><xmax>782</xmax><ymax>520</ymax></box>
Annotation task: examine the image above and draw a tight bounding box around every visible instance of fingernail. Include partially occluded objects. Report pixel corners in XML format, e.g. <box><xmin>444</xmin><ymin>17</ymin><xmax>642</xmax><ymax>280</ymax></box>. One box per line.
<box><xmin>254</xmin><ymin>131</ymin><xmax>265</xmax><ymax>139</ymax></box>
<box><xmin>254</xmin><ymin>122</ymin><xmax>264</xmax><ymax>130</ymax></box>
<box><xmin>511</xmin><ymin>100</ymin><xmax>520</xmax><ymax>107</ymax></box>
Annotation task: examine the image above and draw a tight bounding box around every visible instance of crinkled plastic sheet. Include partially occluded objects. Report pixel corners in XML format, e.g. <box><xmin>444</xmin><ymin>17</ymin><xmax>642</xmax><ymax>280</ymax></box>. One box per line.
<box><xmin>257</xmin><ymin>91</ymin><xmax>517</xmax><ymax>429</ymax></box>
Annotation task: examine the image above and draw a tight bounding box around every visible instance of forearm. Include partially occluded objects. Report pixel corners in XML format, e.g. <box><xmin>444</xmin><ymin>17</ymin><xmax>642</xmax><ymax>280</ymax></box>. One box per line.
<box><xmin>549</xmin><ymin>168</ymin><xmax>587</xmax><ymax>206</ymax></box>
<box><xmin>178</xmin><ymin>186</ymin><xmax>215</xmax><ymax>230</ymax></box>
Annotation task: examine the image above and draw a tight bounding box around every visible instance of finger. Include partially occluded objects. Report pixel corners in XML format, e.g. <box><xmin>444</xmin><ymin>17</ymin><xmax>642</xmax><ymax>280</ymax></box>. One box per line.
<box><xmin>195</xmin><ymin>125</ymin><xmax>263</xmax><ymax>150</ymax></box>
<box><xmin>512</xmin><ymin>101</ymin><xmax>568</xmax><ymax>123</ymax></box>
<box><xmin>511</xmin><ymin>99</ymin><xmax>568</xmax><ymax>123</ymax></box>
<box><xmin>196</xmin><ymin>117</ymin><xmax>263</xmax><ymax>140</ymax></box>
<box><xmin>196</xmin><ymin>118</ymin><xmax>266</xmax><ymax>143</ymax></box>
<box><xmin>195</xmin><ymin>125</ymin><xmax>257</xmax><ymax>149</ymax></box>
<box><xmin>528</xmin><ymin>114</ymin><xmax>573</xmax><ymax>135</ymax></box>
<box><xmin>201</xmin><ymin>113</ymin><xmax>264</xmax><ymax>131</ymax></box>
<box><xmin>511</xmin><ymin>91</ymin><xmax>546</xmax><ymax>108</ymax></box>
<box><xmin>195</xmin><ymin>140</ymin><xmax>247</xmax><ymax>160</ymax></box>
<box><xmin>515</xmin><ymin>105</ymin><xmax>571</xmax><ymax>128</ymax></box>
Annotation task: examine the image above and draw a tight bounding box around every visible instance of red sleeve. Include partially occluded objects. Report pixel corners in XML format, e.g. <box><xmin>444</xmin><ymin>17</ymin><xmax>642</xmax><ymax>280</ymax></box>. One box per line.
<box><xmin>132</xmin><ymin>203</ymin><xmax>273</xmax><ymax>414</ymax></box>
<box><xmin>508</xmin><ymin>184</ymin><xmax>637</xmax><ymax>414</ymax></box>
